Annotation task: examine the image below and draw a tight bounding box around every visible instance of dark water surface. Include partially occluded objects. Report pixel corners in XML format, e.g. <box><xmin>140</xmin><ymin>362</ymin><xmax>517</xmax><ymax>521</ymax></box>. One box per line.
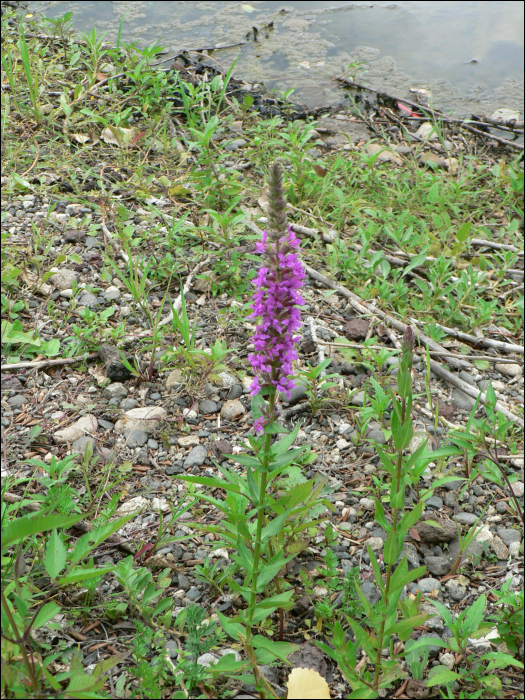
<box><xmin>27</xmin><ymin>1</ymin><xmax>524</xmax><ymax>116</ymax></box>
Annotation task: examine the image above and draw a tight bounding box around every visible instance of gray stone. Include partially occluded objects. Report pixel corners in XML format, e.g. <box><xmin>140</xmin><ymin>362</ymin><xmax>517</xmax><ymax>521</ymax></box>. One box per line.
<box><xmin>72</xmin><ymin>435</ymin><xmax>95</xmax><ymax>454</ymax></box>
<box><xmin>124</xmin><ymin>429</ymin><xmax>148</xmax><ymax>447</ymax></box>
<box><xmin>360</xmin><ymin>581</ymin><xmax>381</xmax><ymax>607</ymax></box>
<box><xmin>367</xmin><ymin>429</ymin><xmax>387</xmax><ymax>445</ymax></box>
<box><xmin>228</xmin><ymin>384</ymin><xmax>243</xmax><ymax>400</ymax></box>
<box><xmin>221</xmin><ymin>399</ymin><xmax>245</xmax><ymax>421</ymax></box>
<box><xmin>196</xmin><ymin>652</ymin><xmax>219</xmax><ymax>667</ymax></box>
<box><xmin>7</xmin><ymin>395</ymin><xmax>27</xmax><ymax>408</ymax></box>
<box><xmin>398</xmin><ymin>543</ymin><xmax>420</xmax><ymax>570</ymax></box>
<box><xmin>177</xmin><ymin>573</ymin><xmax>191</xmax><ymax>591</ymax></box>
<box><xmin>452</xmin><ymin>388</ymin><xmax>476</xmax><ymax>411</ymax></box>
<box><xmin>147</xmin><ymin>439</ymin><xmax>159</xmax><ymax>450</ymax></box>
<box><xmin>184</xmin><ymin>445</ymin><xmax>208</xmax><ymax>469</ymax></box>
<box><xmin>120</xmin><ymin>398</ymin><xmax>138</xmax><ymax>410</ymax></box>
<box><xmin>199</xmin><ymin>399</ymin><xmax>218</xmax><ymax>414</ymax></box>
<box><xmin>98</xmin><ymin>419</ymin><xmax>114</xmax><ymax>431</ymax></box>
<box><xmin>443</xmin><ymin>480</ymin><xmax>463</xmax><ymax>491</ymax></box>
<box><xmin>425</xmin><ymin>556</ymin><xmax>450</xmax><ymax>576</ymax></box>
<box><xmin>497</xmin><ymin>528</ymin><xmax>521</xmax><ymax>546</ymax></box>
<box><xmin>444</xmin><ymin>492</ymin><xmax>458</xmax><ymax>507</ymax></box>
<box><xmin>149</xmin><ymin>392</ymin><xmax>161</xmax><ymax>401</ymax></box>
<box><xmin>421</xmin><ymin>603</ymin><xmax>444</xmax><ymax>633</ymax></box>
<box><xmin>224</xmin><ymin>138</ymin><xmax>246</xmax><ymax>152</ymax></box>
<box><xmin>491</xmin><ymin>536</ymin><xmax>509</xmax><ymax>560</ymax></box>
<box><xmin>103</xmin><ymin>285</ymin><xmax>121</xmax><ymax>300</ymax></box>
<box><xmin>78</xmin><ymin>292</ymin><xmax>98</xmax><ymax>308</ymax></box>
<box><xmin>186</xmin><ymin>586</ymin><xmax>201</xmax><ymax>601</ymax></box>
<box><xmin>349</xmin><ymin>391</ymin><xmax>365</xmax><ymax>407</ymax></box>
<box><xmin>165</xmin><ymin>640</ymin><xmax>179</xmax><ymax>658</ymax></box>
<box><xmin>418</xmin><ymin>632</ymin><xmax>445</xmax><ymax>658</ymax></box>
<box><xmin>102</xmin><ymin>382</ymin><xmax>128</xmax><ymax>400</ymax></box>
<box><xmin>454</xmin><ymin>512</ymin><xmax>479</xmax><ymax>525</ymax></box>
<box><xmin>445</xmin><ymin>578</ymin><xmax>467</xmax><ymax>601</ymax></box>
<box><xmin>166</xmin><ymin>369</ymin><xmax>183</xmax><ymax>390</ymax></box>
<box><xmin>426</xmin><ymin>496</ymin><xmax>444</xmax><ymax>510</ymax></box>
<box><xmin>279</xmin><ymin>383</ymin><xmax>308</xmax><ymax>406</ymax></box>
<box><xmin>413</xmin><ymin>578</ymin><xmax>441</xmax><ymax>595</ymax></box>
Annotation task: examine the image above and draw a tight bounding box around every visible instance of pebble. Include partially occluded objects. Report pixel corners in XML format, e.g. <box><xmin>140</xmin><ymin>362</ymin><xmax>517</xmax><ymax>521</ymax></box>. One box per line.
<box><xmin>166</xmin><ymin>369</ymin><xmax>183</xmax><ymax>390</ymax></box>
<box><xmin>359</xmin><ymin>498</ymin><xmax>375</xmax><ymax>510</ymax></box>
<box><xmin>220</xmin><ymin>399</ymin><xmax>245</xmax><ymax>421</ymax></box>
<box><xmin>228</xmin><ymin>384</ymin><xmax>243</xmax><ymax>400</ymax></box>
<box><xmin>7</xmin><ymin>395</ymin><xmax>27</xmax><ymax>408</ymax></box>
<box><xmin>125</xmin><ymin>429</ymin><xmax>148</xmax><ymax>447</ymax></box>
<box><xmin>149</xmin><ymin>392</ymin><xmax>162</xmax><ymax>401</ymax></box>
<box><xmin>426</xmin><ymin>496</ymin><xmax>443</xmax><ymax>510</ymax></box>
<box><xmin>200</xmin><ymin>399</ymin><xmax>218</xmax><ymax>414</ymax></box>
<box><xmin>218</xmin><ymin>371</ymin><xmax>238</xmax><ymax>388</ymax></box>
<box><xmin>364</xmin><ymin>143</ymin><xmax>403</xmax><ymax>165</ymax></box>
<box><xmin>102</xmin><ymin>383</ymin><xmax>128</xmax><ymax>400</ymax></box>
<box><xmin>54</xmin><ymin>414</ymin><xmax>97</xmax><ymax>444</ymax></box>
<box><xmin>495</xmin><ymin>363</ymin><xmax>522</xmax><ymax>377</ymax></box>
<box><xmin>445</xmin><ymin>576</ymin><xmax>468</xmax><ymax>600</ymax></box>
<box><xmin>72</xmin><ymin>435</ymin><xmax>95</xmax><ymax>453</ymax></box>
<box><xmin>412</xmin><ymin>578</ymin><xmax>441</xmax><ymax>595</ymax></box>
<box><xmin>120</xmin><ymin>398</ymin><xmax>137</xmax><ymax>410</ymax></box>
<box><xmin>360</xmin><ymin>581</ymin><xmax>381</xmax><ymax>606</ymax></box>
<box><xmin>509</xmin><ymin>541</ymin><xmax>521</xmax><ymax>557</ymax></box>
<box><xmin>178</xmin><ymin>435</ymin><xmax>200</xmax><ymax>447</ymax></box>
<box><xmin>78</xmin><ymin>292</ymin><xmax>98</xmax><ymax>307</ymax></box>
<box><xmin>103</xmin><ymin>285</ymin><xmax>121</xmax><ymax>300</ymax></box>
<box><xmin>224</xmin><ymin>138</ymin><xmax>246</xmax><ymax>152</ymax></box>
<box><xmin>49</xmin><ymin>268</ymin><xmax>77</xmax><ymax>290</ymax></box>
<box><xmin>421</xmin><ymin>603</ymin><xmax>444</xmax><ymax>632</ymax></box>
<box><xmin>454</xmin><ymin>512</ymin><xmax>479</xmax><ymax>525</ymax></box>
<box><xmin>425</xmin><ymin>556</ymin><xmax>450</xmax><ymax>576</ymax></box>
<box><xmin>280</xmin><ymin>383</ymin><xmax>308</xmax><ymax>406</ymax></box>
<box><xmin>491</xmin><ymin>536</ymin><xmax>509</xmax><ymax>560</ymax></box>
<box><xmin>115</xmin><ymin>496</ymin><xmax>148</xmax><ymax>516</ymax></box>
<box><xmin>474</xmin><ymin>525</ymin><xmax>493</xmax><ymax>544</ymax></box>
<box><xmin>398</xmin><ymin>543</ymin><xmax>420</xmax><ymax>570</ymax></box>
<box><xmin>367</xmin><ymin>537</ymin><xmax>384</xmax><ymax>551</ymax></box>
<box><xmin>418</xmin><ymin>633</ymin><xmax>444</xmax><ymax>658</ymax></box>
<box><xmin>148</xmin><ymin>439</ymin><xmax>159</xmax><ymax>450</ymax></box>
<box><xmin>511</xmin><ymin>481</ymin><xmax>524</xmax><ymax>498</ymax></box>
<box><xmin>165</xmin><ymin>640</ymin><xmax>179</xmax><ymax>658</ymax></box>
<box><xmin>114</xmin><ymin>406</ymin><xmax>167</xmax><ymax>433</ymax></box>
<box><xmin>367</xmin><ymin>429</ymin><xmax>386</xmax><ymax>445</ymax></box>
<box><xmin>184</xmin><ymin>445</ymin><xmax>208</xmax><ymax>469</ymax></box>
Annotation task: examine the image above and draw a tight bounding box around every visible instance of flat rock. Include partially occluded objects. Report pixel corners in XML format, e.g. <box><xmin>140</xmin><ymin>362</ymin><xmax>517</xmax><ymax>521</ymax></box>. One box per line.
<box><xmin>166</xmin><ymin>369</ymin><xmax>183</xmax><ymax>390</ymax></box>
<box><xmin>495</xmin><ymin>363</ymin><xmax>522</xmax><ymax>377</ymax></box>
<box><xmin>344</xmin><ymin>318</ymin><xmax>369</xmax><ymax>340</ymax></box>
<box><xmin>414</xmin><ymin>122</ymin><xmax>439</xmax><ymax>140</ymax></box>
<box><xmin>454</xmin><ymin>512</ymin><xmax>478</xmax><ymax>525</ymax></box>
<box><xmin>288</xmin><ymin>643</ymin><xmax>327</xmax><ymax>678</ymax></box>
<box><xmin>445</xmin><ymin>577</ymin><xmax>467</xmax><ymax>601</ymax></box>
<box><xmin>178</xmin><ymin>435</ymin><xmax>200</xmax><ymax>447</ymax></box>
<box><xmin>218</xmin><ymin>371</ymin><xmax>238</xmax><ymax>388</ymax></box>
<box><xmin>367</xmin><ymin>429</ymin><xmax>386</xmax><ymax>445</ymax></box>
<box><xmin>398</xmin><ymin>543</ymin><xmax>420</xmax><ymax>570</ymax></box>
<box><xmin>413</xmin><ymin>578</ymin><xmax>441</xmax><ymax>595</ymax></box>
<box><xmin>367</xmin><ymin>537</ymin><xmax>384</xmax><ymax>551</ymax></box>
<box><xmin>210</xmin><ymin>439</ymin><xmax>231</xmax><ymax>459</ymax></box>
<box><xmin>364</xmin><ymin>142</ymin><xmax>402</xmax><ymax>165</ymax></box>
<box><xmin>54</xmin><ymin>414</ymin><xmax>97</xmax><ymax>444</ymax></box>
<box><xmin>78</xmin><ymin>292</ymin><xmax>98</xmax><ymax>308</ymax></box>
<box><xmin>511</xmin><ymin>481</ymin><xmax>524</xmax><ymax>497</ymax></box>
<box><xmin>114</xmin><ymin>406</ymin><xmax>167</xmax><ymax>434</ymax></box>
<box><xmin>49</xmin><ymin>268</ymin><xmax>77</xmax><ymax>290</ymax></box>
<box><xmin>360</xmin><ymin>581</ymin><xmax>381</xmax><ymax>606</ymax></box>
<box><xmin>359</xmin><ymin>497</ymin><xmax>375</xmax><ymax>510</ymax></box>
<box><xmin>279</xmin><ymin>383</ymin><xmax>308</xmax><ymax>406</ymax></box>
<box><xmin>415</xmin><ymin>517</ymin><xmax>457</xmax><ymax>543</ymax></box>
<box><xmin>224</xmin><ymin>138</ymin><xmax>246</xmax><ymax>152</ymax></box>
<box><xmin>221</xmin><ymin>399</ymin><xmax>245</xmax><ymax>421</ymax></box>
<box><xmin>474</xmin><ymin>525</ymin><xmax>493</xmax><ymax>544</ymax></box>
<box><xmin>103</xmin><ymin>285</ymin><xmax>121</xmax><ymax>300</ymax></box>
<box><xmin>115</xmin><ymin>496</ymin><xmax>148</xmax><ymax>516</ymax></box>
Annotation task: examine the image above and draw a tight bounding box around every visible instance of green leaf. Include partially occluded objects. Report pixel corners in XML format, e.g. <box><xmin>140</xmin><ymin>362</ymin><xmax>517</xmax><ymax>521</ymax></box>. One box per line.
<box><xmin>33</xmin><ymin>601</ymin><xmax>61</xmax><ymax>630</ymax></box>
<box><xmin>393</xmin><ymin>420</ymin><xmax>413</xmax><ymax>451</ymax></box>
<box><xmin>384</xmin><ymin>613</ymin><xmax>429</xmax><ymax>641</ymax></box>
<box><xmin>251</xmin><ymin>635</ymin><xmax>299</xmax><ymax>662</ymax></box>
<box><xmin>374</xmin><ymin>498</ymin><xmax>391</xmax><ymax>535</ymax></box>
<box><xmin>478</xmin><ymin>652</ymin><xmax>524</xmax><ymax>671</ymax></box>
<box><xmin>427</xmin><ymin>183</ymin><xmax>439</xmax><ymax>204</ymax></box>
<box><xmin>456</xmin><ymin>222</ymin><xmax>472</xmax><ymax>242</ymax></box>
<box><xmin>2</xmin><ymin>511</ymin><xmax>86</xmax><ymax>549</ymax></box>
<box><xmin>217</xmin><ymin>611</ymin><xmax>245</xmax><ymax>642</ymax></box>
<box><xmin>177</xmin><ymin>475</ymin><xmax>241</xmax><ymax>493</ymax></box>
<box><xmin>426</xmin><ymin>666</ymin><xmax>460</xmax><ymax>687</ymax></box>
<box><xmin>270</xmin><ymin>422</ymin><xmax>300</xmax><ymax>456</ymax></box>
<box><xmin>44</xmin><ymin>529</ymin><xmax>67</xmax><ymax>579</ymax></box>
<box><xmin>260</xmin><ymin>512</ymin><xmax>288</xmax><ymax>543</ymax></box>
<box><xmin>92</xmin><ymin>651</ymin><xmax>130</xmax><ymax>678</ymax></box>
<box><xmin>57</xmin><ymin>566</ymin><xmax>113</xmax><ymax>586</ymax></box>
<box><xmin>403</xmin><ymin>254</ymin><xmax>427</xmax><ymax>277</ymax></box>
<box><xmin>383</xmin><ymin>530</ymin><xmax>400</xmax><ymax>565</ymax></box>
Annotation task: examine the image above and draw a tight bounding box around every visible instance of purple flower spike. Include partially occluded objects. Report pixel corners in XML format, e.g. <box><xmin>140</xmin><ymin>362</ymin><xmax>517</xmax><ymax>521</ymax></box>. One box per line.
<box><xmin>248</xmin><ymin>225</ymin><xmax>305</xmax><ymax>430</ymax></box>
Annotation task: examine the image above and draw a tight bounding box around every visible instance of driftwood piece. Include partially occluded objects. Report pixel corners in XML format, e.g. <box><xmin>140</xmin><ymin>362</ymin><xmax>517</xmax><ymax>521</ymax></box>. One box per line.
<box><xmin>302</xmin><ymin>263</ymin><xmax>523</xmax><ymax>428</ymax></box>
<box><xmin>0</xmin><ymin>352</ymin><xmax>99</xmax><ymax>372</ymax></box>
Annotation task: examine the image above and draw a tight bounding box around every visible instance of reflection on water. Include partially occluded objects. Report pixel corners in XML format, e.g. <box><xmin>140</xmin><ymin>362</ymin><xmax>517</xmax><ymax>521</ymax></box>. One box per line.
<box><xmin>26</xmin><ymin>0</ymin><xmax>524</xmax><ymax>116</ymax></box>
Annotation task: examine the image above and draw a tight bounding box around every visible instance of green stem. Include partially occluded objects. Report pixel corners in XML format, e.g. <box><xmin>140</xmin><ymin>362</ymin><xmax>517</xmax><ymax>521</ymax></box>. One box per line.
<box><xmin>373</xmin><ymin>395</ymin><xmax>406</xmax><ymax>691</ymax></box>
<box><xmin>1</xmin><ymin>589</ymin><xmax>39</xmax><ymax>694</ymax></box>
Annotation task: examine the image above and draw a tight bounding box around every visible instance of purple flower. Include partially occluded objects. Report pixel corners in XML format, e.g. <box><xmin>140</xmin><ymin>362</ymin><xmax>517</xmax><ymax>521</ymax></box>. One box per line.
<box><xmin>248</xmin><ymin>225</ymin><xmax>305</xmax><ymax>430</ymax></box>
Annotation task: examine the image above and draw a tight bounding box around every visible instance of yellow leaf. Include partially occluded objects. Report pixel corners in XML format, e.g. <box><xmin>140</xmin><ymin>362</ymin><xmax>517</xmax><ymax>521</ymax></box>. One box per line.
<box><xmin>242</xmin><ymin>3</ymin><xmax>256</xmax><ymax>12</ymax></box>
<box><xmin>287</xmin><ymin>668</ymin><xmax>330</xmax><ymax>699</ymax></box>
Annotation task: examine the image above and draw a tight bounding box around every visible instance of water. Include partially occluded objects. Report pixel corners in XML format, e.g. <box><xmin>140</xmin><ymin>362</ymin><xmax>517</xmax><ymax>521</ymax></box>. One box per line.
<box><xmin>26</xmin><ymin>0</ymin><xmax>524</xmax><ymax>116</ymax></box>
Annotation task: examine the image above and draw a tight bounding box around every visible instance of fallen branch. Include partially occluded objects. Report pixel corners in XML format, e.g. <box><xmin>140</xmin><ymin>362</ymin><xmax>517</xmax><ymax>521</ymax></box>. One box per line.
<box><xmin>1</xmin><ymin>352</ymin><xmax>99</xmax><ymax>372</ymax></box>
<box><xmin>302</xmin><ymin>264</ymin><xmax>524</xmax><ymax>428</ymax></box>
<box><xmin>423</xmin><ymin>323</ymin><xmax>524</xmax><ymax>355</ymax></box>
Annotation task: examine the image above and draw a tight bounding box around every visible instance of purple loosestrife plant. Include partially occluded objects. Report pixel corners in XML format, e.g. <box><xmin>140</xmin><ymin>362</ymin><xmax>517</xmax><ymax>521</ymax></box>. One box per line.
<box><xmin>176</xmin><ymin>165</ymin><xmax>328</xmax><ymax>696</ymax></box>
